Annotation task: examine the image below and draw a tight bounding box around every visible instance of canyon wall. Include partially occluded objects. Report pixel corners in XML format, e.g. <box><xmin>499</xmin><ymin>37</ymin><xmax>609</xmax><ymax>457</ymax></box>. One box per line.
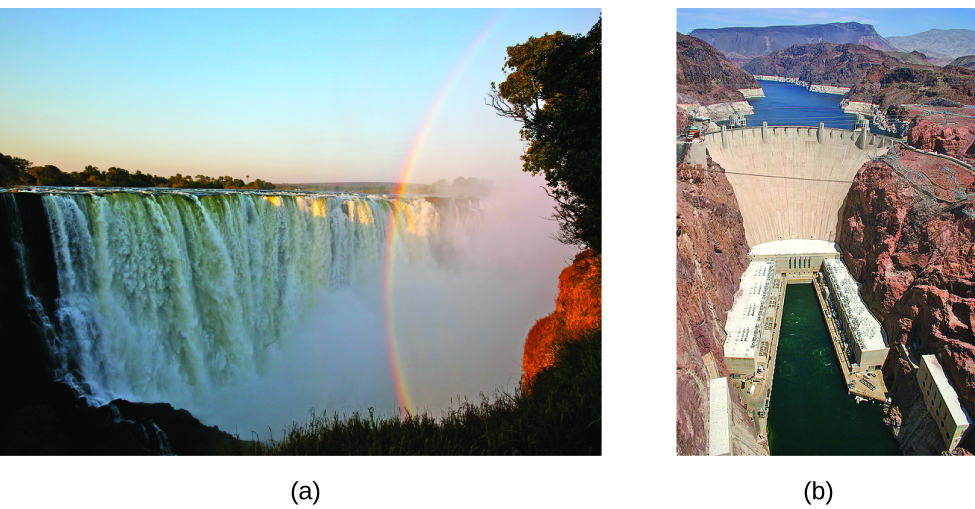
<box><xmin>676</xmin><ymin>159</ymin><xmax>767</xmax><ymax>456</ymax></box>
<box><xmin>838</xmin><ymin>147</ymin><xmax>975</xmax><ymax>454</ymax></box>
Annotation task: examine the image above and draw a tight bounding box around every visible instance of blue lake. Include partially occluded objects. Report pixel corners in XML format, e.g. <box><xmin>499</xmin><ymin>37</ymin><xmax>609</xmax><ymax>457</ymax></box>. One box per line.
<box><xmin>745</xmin><ymin>80</ymin><xmax>876</xmax><ymax>131</ymax></box>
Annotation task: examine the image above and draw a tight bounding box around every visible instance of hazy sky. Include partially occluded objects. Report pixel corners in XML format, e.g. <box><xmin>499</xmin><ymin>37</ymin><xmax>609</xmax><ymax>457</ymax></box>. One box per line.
<box><xmin>0</xmin><ymin>8</ymin><xmax>600</xmax><ymax>184</ymax></box>
<box><xmin>677</xmin><ymin>8</ymin><xmax>975</xmax><ymax>38</ymax></box>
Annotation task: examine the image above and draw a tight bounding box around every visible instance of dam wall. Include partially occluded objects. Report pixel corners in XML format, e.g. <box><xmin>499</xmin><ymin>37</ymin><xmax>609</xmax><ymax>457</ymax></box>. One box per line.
<box><xmin>705</xmin><ymin>124</ymin><xmax>895</xmax><ymax>247</ymax></box>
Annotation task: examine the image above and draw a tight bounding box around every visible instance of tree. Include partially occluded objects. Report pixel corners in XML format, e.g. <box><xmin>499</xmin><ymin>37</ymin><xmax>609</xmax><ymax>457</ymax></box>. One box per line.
<box><xmin>488</xmin><ymin>17</ymin><xmax>601</xmax><ymax>252</ymax></box>
<box><xmin>0</xmin><ymin>153</ymin><xmax>32</xmax><ymax>187</ymax></box>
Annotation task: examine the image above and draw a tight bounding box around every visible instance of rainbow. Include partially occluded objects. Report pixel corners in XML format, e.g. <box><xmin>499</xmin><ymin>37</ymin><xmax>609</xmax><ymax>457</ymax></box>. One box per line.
<box><xmin>383</xmin><ymin>11</ymin><xmax>505</xmax><ymax>416</ymax></box>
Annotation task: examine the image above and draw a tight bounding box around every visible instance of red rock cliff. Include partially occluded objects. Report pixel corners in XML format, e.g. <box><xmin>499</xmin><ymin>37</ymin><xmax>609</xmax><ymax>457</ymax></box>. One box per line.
<box><xmin>676</xmin><ymin>158</ymin><xmax>767</xmax><ymax>455</ymax></box>
<box><xmin>838</xmin><ymin>147</ymin><xmax>975</xmax><ymax>454</ymax></box>
<box><xmin>522</xmin><ymin>249</ymin><xmax>601</xmax><ymax>389</ymax></box>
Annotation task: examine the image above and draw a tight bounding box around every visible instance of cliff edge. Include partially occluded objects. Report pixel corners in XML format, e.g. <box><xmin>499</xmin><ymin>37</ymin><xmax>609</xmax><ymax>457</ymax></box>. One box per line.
<box><xmin>522</xmin><ymin>249</ymin><xmax>601</xmax><ymax>389</ymax></box>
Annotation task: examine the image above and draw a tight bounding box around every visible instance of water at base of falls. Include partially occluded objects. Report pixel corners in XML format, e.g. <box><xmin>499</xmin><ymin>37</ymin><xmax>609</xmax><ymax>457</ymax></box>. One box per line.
<box><xmin>767</xmin><ymin>284</ymin><xmax>900</xmax><ymax>455</ymax></box>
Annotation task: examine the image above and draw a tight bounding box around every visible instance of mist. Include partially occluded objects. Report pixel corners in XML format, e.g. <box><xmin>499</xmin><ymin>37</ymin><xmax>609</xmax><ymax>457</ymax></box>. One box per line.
<box><xmin>180</xmin><ymin>173</ymin><xmax>577</xmax><ymax>436</ymax></box>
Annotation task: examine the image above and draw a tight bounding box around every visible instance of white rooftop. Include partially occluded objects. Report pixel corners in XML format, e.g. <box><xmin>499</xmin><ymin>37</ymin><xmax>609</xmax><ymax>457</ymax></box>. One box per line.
<box><xmin>921</xmin><ymin>354</ymin><xmax>972</xmax><ymax>427</ymax></box>
<box><xmin>724</xmin><ymin>261</ymin><xmax>775</xmax><ymax>359</ymax></box>
<box><xmin>823</xmin><ymin>258</ymin><xmax>887</xmax><ymax>352</ymax></box>
<box><xmin>709</xmin><ymin>377</ymin><xmax>732</xmax><ymax>456</ymax></box>
<box><xmin>749</xmin><ymin>239</ymin><xmax>840</xmax><ymax>257</ymax></box>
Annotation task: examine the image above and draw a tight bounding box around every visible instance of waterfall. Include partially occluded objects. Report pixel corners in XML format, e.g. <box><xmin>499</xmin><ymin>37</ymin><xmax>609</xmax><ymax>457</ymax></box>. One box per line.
<box><xmin>33</xmin><ymin>189</ymin><xmax>470</xmax><ymax>406</ymax></box>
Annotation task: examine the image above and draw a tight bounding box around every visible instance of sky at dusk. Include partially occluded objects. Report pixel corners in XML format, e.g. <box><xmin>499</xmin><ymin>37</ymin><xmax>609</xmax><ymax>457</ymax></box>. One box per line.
<box><xmin>0</xmin><ymin>8</ymin><xmax>600</xmax><ymax>184</ymax></box>
<box><xmin>677</xmin><ymin>8</ymin><xmax>975</xmax><ymax>38</ymax></box>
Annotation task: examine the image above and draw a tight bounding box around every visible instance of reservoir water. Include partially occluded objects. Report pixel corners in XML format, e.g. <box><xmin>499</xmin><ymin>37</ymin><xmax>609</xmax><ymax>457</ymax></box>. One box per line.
<box><xmin>767</xmin><ymin>284</ymin><xmax>900</xmax><ymax>455</ymax></box>
<box><xmin>747</xmin><ymin>80</ymin><xmax>883</xmax><ymax>133</ymax></box>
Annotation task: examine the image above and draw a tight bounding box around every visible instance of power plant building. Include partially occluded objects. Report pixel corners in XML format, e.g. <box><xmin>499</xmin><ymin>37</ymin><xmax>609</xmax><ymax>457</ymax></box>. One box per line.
<box><xmin>917</xmin><ymin>354</ymin><xmax>972</xmax><ymax>451</ymax></box>
<box><xmin>723</xmin><ymin>261</ymin><xmax>775</xmax><ymax>376</ymax></box>
<box><xmin>822</xmin><ymin>259</ymin><xmax>889</xmax><ymax>372</ymax></box>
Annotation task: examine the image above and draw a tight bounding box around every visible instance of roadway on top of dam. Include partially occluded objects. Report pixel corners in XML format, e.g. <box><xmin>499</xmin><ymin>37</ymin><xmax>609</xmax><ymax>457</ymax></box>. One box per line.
<box><xmin>704</xmin><ymin>123</ymin><xmax>897</xmax><ymax>248</ymax></box>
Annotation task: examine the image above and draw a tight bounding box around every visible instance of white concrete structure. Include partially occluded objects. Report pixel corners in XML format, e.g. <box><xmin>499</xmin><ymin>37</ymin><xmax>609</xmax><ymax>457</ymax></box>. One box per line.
<box><xmin>842</xmin><ymin>101</ymin><xmax>876</xmax><ymax>115</ymax></box>
<box><xmin>704</xmin><ymin>124</ymin><xmax>894</xmax><ymax>247</ymax></box>
<box><xmin>822</xmin><ymin>258</ymin><xmax>889</xmax><ymax>372</ymax></box>
<box><xmin>738</xmin><ymin>88</ymin><xmax>765</xmax><ymax>99</ymax></box>
<box><xmin>809</xmin><ymin>84</ymin><xmax>851</xmax><ymax>95</ymax></box>
<box><xmin>917</xmin><ymin>354</ymin><xmax>972</xmax><ymax>451</ymax></box>
<box><xmin>709</xmin><ymin>377</ymin><xmax>733</xmax><ymax>456</ymax></box>
<box><xmin>723</xmin><ymin>261</ymin><xmax>775</xmax><ymax>375</ymax></box>
<box><xmin>749</xmin><ymin>239</ymin><xmax>842</xmax><ymax>281</ymax></box>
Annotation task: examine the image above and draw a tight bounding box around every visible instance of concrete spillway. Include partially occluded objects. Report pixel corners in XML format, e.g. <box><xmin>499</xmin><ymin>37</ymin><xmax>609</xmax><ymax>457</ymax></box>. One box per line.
<box><xmin>705</xmin><ymin>124</ymin><xmax>895</xmax><ymax>247</ymax></box>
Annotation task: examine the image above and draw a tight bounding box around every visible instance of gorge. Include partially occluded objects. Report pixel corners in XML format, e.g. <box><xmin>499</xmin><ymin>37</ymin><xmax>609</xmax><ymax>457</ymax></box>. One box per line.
<box><xmin>678</xmin><ymin>64</ymin><xmax>975</xmax><ymax>455</ymax></box>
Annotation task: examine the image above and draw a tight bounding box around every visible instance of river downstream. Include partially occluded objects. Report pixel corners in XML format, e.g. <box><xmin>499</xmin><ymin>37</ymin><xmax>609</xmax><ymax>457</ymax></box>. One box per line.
<box><xmin>766</xmin><ymin>284</ymin><xmax>900</xmax><ymax>455</ymax></box>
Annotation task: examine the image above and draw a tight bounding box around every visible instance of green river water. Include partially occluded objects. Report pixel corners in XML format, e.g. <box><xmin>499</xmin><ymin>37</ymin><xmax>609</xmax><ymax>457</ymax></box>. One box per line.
<box><xmin>766</xmin><ymin>284</ymin><xmax>900</xmax><ymax>455</ymax></box>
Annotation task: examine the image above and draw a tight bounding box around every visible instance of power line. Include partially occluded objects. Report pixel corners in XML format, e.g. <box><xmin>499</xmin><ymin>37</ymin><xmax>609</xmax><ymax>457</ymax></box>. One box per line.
<box><xmin>723</xmin><ymin>170</ymin><xmax>854</xmax><ymax>184</ymax></box>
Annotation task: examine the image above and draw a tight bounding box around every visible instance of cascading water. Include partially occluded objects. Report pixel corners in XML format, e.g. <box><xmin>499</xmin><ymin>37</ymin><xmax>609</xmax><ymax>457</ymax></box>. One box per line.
<box><xmin>2</xmin><ymin>182</ymin><xmax>571</xmax><ymax>438</ymax></box>
<box><xmin>31</xmin><ymin>189</ymin><xmax>473</xmax><ymax>413</ymax></box>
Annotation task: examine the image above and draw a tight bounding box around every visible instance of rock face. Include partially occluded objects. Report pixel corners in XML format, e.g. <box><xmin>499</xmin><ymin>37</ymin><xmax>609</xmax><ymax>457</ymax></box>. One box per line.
<box><xmin>906</xmin><ymin>118</ymin><xmax>975</xmax><ymax>165</ymax></box>
<box><xmin>677</xmin><ymin>33</ymin><xmax>760</xmax><ymax>106</ymax></box>
<box><xmin>522</xmin><ymin>249</ymin><xmax>601</xmax><ymax>389</ymax></box>
<box><xmin>676</xmin><ymin>158</ymin><xmax>766</xmax><ymax>456</ymax></box>
<box><xmin>888</xmin><ymin>29</ymin><xmax>975</xmax><ymax>61</ymax></box>
<box><xmin>837</xmin><ymin>147</ymin><xmax>975</xmax><ymax>454</ymax></box>
<box><xmin>743</xmin><ymin>42</ymin><xmax>897</xmax><ymax>86</ymax></box>
<box><xmin>846</xmin><ymin>65</ymin><xmax>975</xmax><ymax>109</ymax></box>
<box><xmin>689</xmin><ymin>22</ymin><xmax>896</xmax><ymax>63</ymax></box>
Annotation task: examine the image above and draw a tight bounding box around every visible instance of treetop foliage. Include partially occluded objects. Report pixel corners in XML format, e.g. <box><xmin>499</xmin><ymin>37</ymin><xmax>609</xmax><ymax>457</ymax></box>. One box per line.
<box><xmin>488</xmin><ymin>17</ymin><xmax>601</xmax><ymax>252</ymax></box>
<box><xmin>0</xmin><ymin>152</ymin><xmax>275</xmax><ymax>190</ymax></box>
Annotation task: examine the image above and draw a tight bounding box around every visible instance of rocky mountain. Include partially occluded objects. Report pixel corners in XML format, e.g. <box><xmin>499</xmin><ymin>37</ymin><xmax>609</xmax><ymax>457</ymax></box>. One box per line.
<box><xmin>739</xmin><ymin>39</ymin><xmax>975</xmax><ymax>109</ymax></box>
<box><xmin>689</xmin><ymin>22</ymin><xmax>897</xmax><ymax>64</ymax></box>
<box><xmin>677</xmin><ymin>32</ymin><xmax>760</xmax><ymax>105</ymax></box>
<box><xmin>949</xmin><ymin>55</ymin><xmax>975</xmax><ymax>70</ymax></box>
<box><xmin>888</xmin><ymin>29</ymin><xmax>975</xmax><ymax>61</ymax></box>
<box><xmin>838</xmin><ymin>146</ymin><xmax>975</xmax><ymax>454</ymax></box>
<box><xmin>743</xmin><ymin>42</ymin><xmax>897</xmax><ymax>86</ymax></box>
<box><xmin>887</xmin><ymin>50</ymin><xmax>931</xmax><ymax>66</ymax></box>
<box><xmin>846</xmin><ymin>65</ymin><xmax>975</xmax><ymax>109</ymax></box>
<box><xmin>676</xmin><ymin>157</ymin><xmax>767</xmax><ymax>456</ymax></box>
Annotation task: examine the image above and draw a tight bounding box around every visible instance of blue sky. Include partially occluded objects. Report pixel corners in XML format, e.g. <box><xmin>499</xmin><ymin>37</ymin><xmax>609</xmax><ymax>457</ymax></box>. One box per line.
<box><xmin>0</xmin><ymin>8</ymin><xmax>600</xmax><ymax>184</ymax></box>
<box><xmin>677</xmin><ymin>8</ymin><xmax>975</xmax><ymax>38</ymax></box>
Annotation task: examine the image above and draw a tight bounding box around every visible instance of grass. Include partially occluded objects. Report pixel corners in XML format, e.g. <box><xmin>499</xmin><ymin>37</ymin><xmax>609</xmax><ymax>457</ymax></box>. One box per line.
<box><xmin>226</xmin><ymin>328</ymin><xmax>600</xmax><ymax>455</ymax></box>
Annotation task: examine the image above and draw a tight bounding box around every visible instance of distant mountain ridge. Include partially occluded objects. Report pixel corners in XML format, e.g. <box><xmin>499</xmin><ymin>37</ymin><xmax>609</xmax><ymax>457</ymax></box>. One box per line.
<box><xmin>888</xmin><ymin>29</ymin><xmax>975</xmax><ymax>61</ymax></box>
<box><xmin>743</xmin><ymin>42</ymin><xmax>897</xmax><ymax>87</ymax></box>
<box><xmin>688</xmin><ymin>22</ymin><xmax>896</xmax><ymax>63</ymax></box>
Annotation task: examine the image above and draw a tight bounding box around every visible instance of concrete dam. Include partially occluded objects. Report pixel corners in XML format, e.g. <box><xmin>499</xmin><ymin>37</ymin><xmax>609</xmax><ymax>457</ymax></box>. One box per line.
<box><xmin>702</xmin><ymin>124</ymin><xmax>901</xmax><ymax>454</ymax></box>
<box><xmin>705</xmin><ymin>123</ymin><xmax>895</xmax><ymax>247</ymax></box>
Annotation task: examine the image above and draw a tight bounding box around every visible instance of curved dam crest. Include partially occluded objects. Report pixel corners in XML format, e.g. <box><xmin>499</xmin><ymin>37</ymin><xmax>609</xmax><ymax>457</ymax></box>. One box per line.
<box><xmin>705</xmin><ymin>125</ymin><xmax>895</xmax><ymax>247</ymax></box>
